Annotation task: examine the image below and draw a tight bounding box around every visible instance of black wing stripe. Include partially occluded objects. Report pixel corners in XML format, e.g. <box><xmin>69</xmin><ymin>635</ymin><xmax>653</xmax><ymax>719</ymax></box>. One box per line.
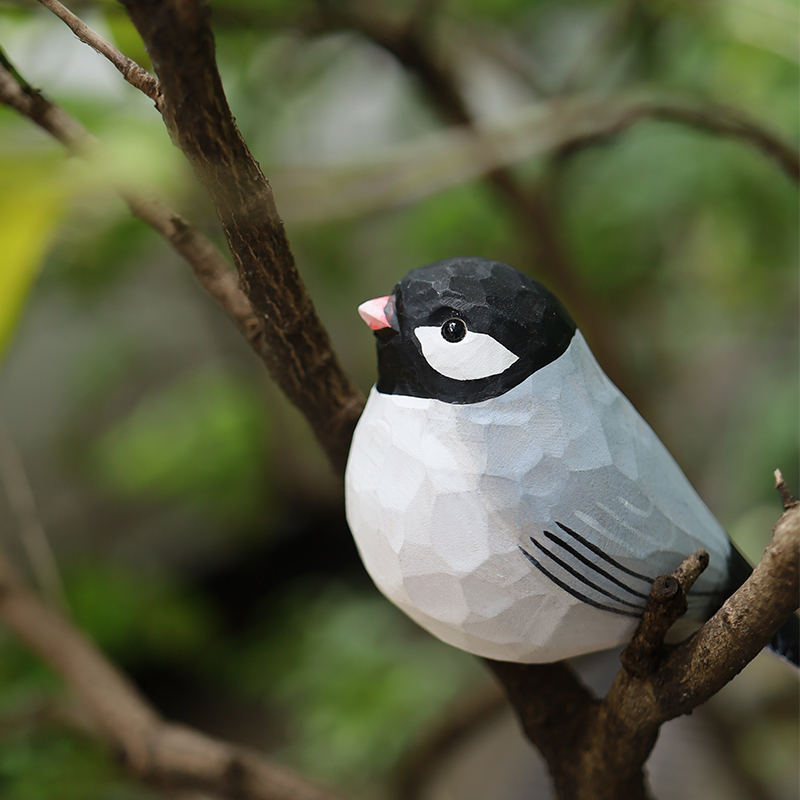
<box><xmin>543</xmin><ymin>530</ymin><xmax>649</xmax><ymax>600</ymax></box>
<box><xmin>555</xmin><ymin>522</ymin><xmax>716</xmax><ymax>599</ymax></box>
<box><xmin>519</xmin><ymin>546</ymin><xmax>641</xmax><ymax>618</ymax></box>
<box><xmin>555</xmin><ymin>521</ymin><xmax>654</xmax><ymax>583</ymax></box>
<box><xmin>530</xmin><ymin>538</ymin><xmax>643</xmax><ymax>610</ymax></box>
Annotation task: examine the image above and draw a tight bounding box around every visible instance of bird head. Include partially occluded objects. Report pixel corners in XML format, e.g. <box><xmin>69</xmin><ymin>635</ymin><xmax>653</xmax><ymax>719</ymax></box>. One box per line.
<box><xmin>358</xmin><ymin>257</ymin><xmax>576</xmax><ymax>404</ymax></box>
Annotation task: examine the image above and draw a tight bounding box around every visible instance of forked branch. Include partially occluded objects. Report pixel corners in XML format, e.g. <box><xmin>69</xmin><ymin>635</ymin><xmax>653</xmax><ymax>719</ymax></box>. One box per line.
<box><xmin>489</xmin><ymin>477</ymin><xmax>799</xmax><ymax>800</ymax></box>
<box><xmin>24</xmin><ymin>0</ymin><xmax>363</xmax><ymax>472</ymax></box>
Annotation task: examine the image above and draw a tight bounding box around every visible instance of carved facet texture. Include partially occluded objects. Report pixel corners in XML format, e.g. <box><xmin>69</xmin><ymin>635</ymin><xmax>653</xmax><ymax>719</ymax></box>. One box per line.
<box><xmin>345</xmin><ymin>333</ymin><xmax>731</xmax><ymax>663</ymax></box>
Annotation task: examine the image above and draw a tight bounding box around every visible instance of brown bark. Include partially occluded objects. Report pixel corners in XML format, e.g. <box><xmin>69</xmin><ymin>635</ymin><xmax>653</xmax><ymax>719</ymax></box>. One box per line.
<box><xmin>119</xmin><ymin>0</ymin><xmax>363</xmax><ymax>474</ymax></box>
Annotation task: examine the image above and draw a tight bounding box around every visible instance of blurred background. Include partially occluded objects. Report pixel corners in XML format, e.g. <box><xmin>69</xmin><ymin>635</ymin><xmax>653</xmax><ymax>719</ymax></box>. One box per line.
<box><xmin>0</xmin><ymin>0</ymin><xmax>797</xmax><ymax>798</ymax></box>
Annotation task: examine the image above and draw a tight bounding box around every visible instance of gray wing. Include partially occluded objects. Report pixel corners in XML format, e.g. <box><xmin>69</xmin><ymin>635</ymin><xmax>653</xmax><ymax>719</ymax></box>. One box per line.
<box><xmin>519</xmin><ymin>465</ymin><xmax>730</xmax><ymax>621</ymax></box>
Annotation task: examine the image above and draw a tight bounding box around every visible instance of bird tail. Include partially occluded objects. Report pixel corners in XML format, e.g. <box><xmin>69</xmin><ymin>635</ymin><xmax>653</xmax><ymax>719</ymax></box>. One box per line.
<box><xmin>769</xmin><ymin>614</ymin><xmax>800</xmax><ymax>667</ymax></box>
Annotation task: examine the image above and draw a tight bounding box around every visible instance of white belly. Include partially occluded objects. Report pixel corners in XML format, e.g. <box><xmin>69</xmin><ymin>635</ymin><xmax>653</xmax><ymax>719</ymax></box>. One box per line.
<box><xmin>344</xmin><ymin>333</ymin><xmax>731</xmax><ymax>662</ymax></box>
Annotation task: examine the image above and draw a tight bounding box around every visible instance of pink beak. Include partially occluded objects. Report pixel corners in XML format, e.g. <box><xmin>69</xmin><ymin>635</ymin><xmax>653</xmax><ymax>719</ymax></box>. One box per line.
<box><xmin>358</xmin><ymin>295</ymin><xmax>395</xmax><ymax>331</ymax></box>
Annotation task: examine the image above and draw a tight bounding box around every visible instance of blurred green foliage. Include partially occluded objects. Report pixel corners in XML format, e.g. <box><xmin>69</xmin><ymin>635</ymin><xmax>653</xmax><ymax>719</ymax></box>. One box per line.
<box><xmin>92</xmin><ymin>368</ymin><xmax>271</xmax><ymax>523</ymax></box>
<box><xmin>65</xmin><ymin>563</ymin><xmax>221</xmax><ymax>666</ymax></box>
<box><xmin>0</xmin><ymin>729</ymin><xmax>137</xmax><ymax>800</ymax></box>
<box><xmin>221</xmin><ymin>582</ymin><xmax>481</xmax><ymax>788</ymax></box>
<box><xmin>45</xmin><ymin>216</ymin><xmax>155</xmax><ymax>300</ymax></box>
<box><xmin>0</xmin><ymin>632</ymin><xmax>61</xmax><ymax>716</ymax></box>
<box><xmin>562</xmin><ymin>125</ymin><xmax>800</xmax><ymax>302</ymax></box>
<box><xmin>399</xmin><ymin>183</ymin><xmax>520</xmax><ymax>271</ymax></box>
<box><xmin>0</xmin><ymin>0</ymin><xmax>797</xmax><ymax>798</ymax></box>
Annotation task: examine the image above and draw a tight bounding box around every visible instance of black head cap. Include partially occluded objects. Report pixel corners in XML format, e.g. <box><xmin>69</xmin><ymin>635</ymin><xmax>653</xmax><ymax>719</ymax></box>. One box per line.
<box><xmin>373</xmin><ymin>256</ymin><xmax>576</xmax><ymax>404</ymax></box>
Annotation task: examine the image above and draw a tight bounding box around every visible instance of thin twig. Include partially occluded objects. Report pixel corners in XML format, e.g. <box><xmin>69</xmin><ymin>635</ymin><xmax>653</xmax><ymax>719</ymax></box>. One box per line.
<box><xmin>774</xmin><ymin>468</ymin><xmax>798</xmax><ymax>510</ymax></box>
<box><xmin>267</xmin><ymin>94</ymin><xmax>800</xmax><ymax>224</ymax></box>
<box><xmin>0</xmin><ymin>45</ymin><xmax>89</xmax><ymax>149</ymax></box>
<box><xmin>35</xmin><ymin>0</ymin><xmax>161</xmax><ymax>102</ymax></box>
<box><xmin>620</xmin><ymin>549</ymin><xmax>709</xmax><ymax>678</ymax></box>
<box><xmin>0</xmin><ymin>420</ymin><xmax>66</xmax><ymax>609</ymax></box>
<box><xmin>556</xmin><ymin>100</ymin><xmax>800</xmax><ymax>184</ymax></box>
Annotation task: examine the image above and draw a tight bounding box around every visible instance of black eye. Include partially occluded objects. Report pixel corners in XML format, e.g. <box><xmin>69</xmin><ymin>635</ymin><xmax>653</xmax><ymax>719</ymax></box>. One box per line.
<box><xmin>441</xmin><ymin>318</ymin><xmax>467</xmax><ymax>343</ymax></box>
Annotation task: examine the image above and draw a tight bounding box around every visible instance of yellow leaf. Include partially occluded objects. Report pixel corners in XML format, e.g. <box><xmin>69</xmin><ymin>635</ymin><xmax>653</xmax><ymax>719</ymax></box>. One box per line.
<box><xmin>0</xmin><ymin>156</ymin><xmax>67</xmax><ymax>359</ymax></box>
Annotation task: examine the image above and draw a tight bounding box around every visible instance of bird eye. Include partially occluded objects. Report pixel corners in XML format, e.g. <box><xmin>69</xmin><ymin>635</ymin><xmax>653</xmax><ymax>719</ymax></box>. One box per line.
<box><xmin>414</xmin><ymin>325</ymin><xmax>519</xmax><ymax>381</ymax></box>
<box><xmin>441</xmin><ymin>318</ymin><xmax>467</xmax><ymax>343</ymax></box>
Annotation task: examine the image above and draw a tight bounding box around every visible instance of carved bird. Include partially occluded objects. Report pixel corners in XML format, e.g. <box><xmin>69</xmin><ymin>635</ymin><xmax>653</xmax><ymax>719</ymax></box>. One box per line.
<box><xmin>345</xmin><ymin>257</ymin><xmax>798</xmax><ymax>665</ymax></box>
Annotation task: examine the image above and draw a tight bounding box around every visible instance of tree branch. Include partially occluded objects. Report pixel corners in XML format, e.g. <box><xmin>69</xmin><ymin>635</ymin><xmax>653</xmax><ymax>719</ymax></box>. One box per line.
<box><xmin>34</xmin><ymin>0</ymin><xmax>161</xmax><ymax>102</ymax></box>
<box><xmin>4</xmin><ymin>5</ymin><xmax>797</xmax><ymax>798</ymax></box>
<box><xmin>646</xmin><ymin>503</ymin><xmax>798</xmax><ymax>713</ymax></box>
<box><xmin>0</xmin><ymin>46</ymin><xmax>89</xmax><ymax>149</ymax></box>
<box><xmin>485</xmin><ymin>659</ymin><xmax>599</xmax><ymax>796</ymax></box>
<box><xmin>488</xmin><ymin>491</ymin><xmax>800</xmax><ymax>800</ymax></box>
<box><xmin>620</xmin><ymin>548</ymin><xmax>708</xmax><ymax>678</ymax></box>
<box><xmin>0</xmin><ymin>418</ymin><xmax>66</xmax><ymax>609</ymax></box>
<box><xmin>265</xmin><ymin>94</ymin><xmax>799</xmax><ymax>225</ymax></box>
<box><xmin>117</xmin><ymin>0</ymin><xmax>363</xmax><ymax>474</ymax></box>
<box><xmin>555</xmin><ymin>99</ymin><xmax>800</xmax><ymax>183</ymax></box>
<box><xmin>0</xmin><ymin>547</ymin><xmax>351</xmax><ymax>800</ymax></box>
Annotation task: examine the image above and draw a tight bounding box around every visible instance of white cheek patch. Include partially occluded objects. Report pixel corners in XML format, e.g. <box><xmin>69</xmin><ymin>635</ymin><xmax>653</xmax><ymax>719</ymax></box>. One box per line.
<box><xmin>414</xmin><ymin>326</ymin><xmax>519</xmax><ymax>381</ymax></box>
